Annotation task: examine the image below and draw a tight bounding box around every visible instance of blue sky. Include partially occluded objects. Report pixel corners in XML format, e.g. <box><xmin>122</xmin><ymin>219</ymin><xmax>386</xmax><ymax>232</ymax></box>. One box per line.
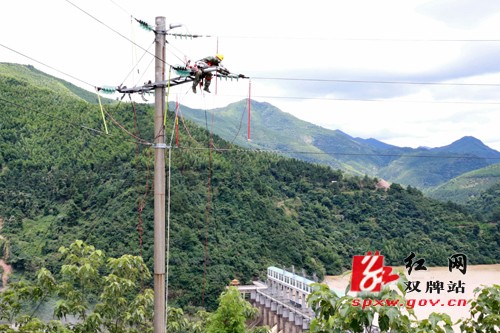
<box><xmin>2</xmin><ymin>0</ymin><xmax>500</xmax><ymax>150</ymax></box>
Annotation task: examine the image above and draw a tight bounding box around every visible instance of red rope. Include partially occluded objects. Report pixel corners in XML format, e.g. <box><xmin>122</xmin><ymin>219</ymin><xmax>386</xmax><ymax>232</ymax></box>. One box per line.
<box><xmin>202</xmin><ymin>136</ymin><xmax>213</xmax><ymax>307</ymax></box>
<box><xmin>129</xmin><ymin>97</ymin><xmax>152</xmax><ymax>259</ymax></box>
<box><xmin>178</xmin><ymin>110</ymin><xmax>198</xmax><ymax>145</ymax></box>
<box><xmin>137</xmin><ymin>148</ymin><xmax>152</xmax><ymax>258</ymax></box>
<box><xmin>132</xmin><ymin>99</ymin><xmax>143</xmax><ymax>257</ymax></box>
<box><xmin>104</xmin><ymin>109</ymin><xmax>151</xmax><ymax>145</ymax></box>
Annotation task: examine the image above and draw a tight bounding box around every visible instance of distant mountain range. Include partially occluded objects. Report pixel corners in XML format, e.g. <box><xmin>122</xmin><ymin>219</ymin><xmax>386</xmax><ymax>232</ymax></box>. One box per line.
<box><xmin>175</xmin><ymin>99</ymin><xmax>500</xmax><ymax>195</ymax></box>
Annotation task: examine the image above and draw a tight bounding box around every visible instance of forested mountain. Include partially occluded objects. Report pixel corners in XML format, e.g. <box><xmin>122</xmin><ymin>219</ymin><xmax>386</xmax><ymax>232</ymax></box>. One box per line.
<box><xmin>176</xmin><ymin>100</ymin><xmax>405</xmax><ymax>176</ymax></box>
<box><xmin>0</xmin><ymin>63</ymin><xmax>499</xmax><ymax>310</ymax></box>
<box><xmin>466</xmin><ymin>181</ymin><xmax>500</xmax><ymax>222</ymax></box>
<box><xmin>176</xmin><ymin>99</ymin><xmax>500</xmax><ymax>192</ymax></box>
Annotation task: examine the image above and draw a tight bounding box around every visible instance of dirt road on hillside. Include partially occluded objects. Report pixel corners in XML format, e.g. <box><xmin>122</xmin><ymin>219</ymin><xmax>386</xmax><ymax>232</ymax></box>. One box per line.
<box><xmin>0</xmin><ymin>259</ymin><xmax>12</xmax><ymax>290</ymax></box>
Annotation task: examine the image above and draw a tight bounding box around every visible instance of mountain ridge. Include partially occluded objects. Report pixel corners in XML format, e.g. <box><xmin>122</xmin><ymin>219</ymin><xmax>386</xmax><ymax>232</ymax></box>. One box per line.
<box><xmin>176</xmin><ymin>99</ymin><xmax>500</xmax><ymax>191</ymax></box>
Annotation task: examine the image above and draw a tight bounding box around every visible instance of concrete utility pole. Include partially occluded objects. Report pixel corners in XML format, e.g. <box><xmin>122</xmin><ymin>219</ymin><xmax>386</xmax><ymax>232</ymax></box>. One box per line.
<box><xmin>99</xmin><ymin>16</ymin><xmax>247</xmax><ymax>333</ymax></box>
<box><xmin>153</xmin><ymin>16</ymin><xmax>166</xmax><ymax>333</ymax></box>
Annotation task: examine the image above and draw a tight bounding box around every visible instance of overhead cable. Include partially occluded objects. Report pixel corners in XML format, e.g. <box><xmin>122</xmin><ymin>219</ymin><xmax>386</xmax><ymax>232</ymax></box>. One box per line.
<box><xmin>177</xmin><ymin>146</ymin><xmax>500</xmax><ymax>160</ymax></box>
<box><xmin>251</xmin><ymin>76</ymin><xmax>500</xmax><ymax>87</ymax></box>
<box><xmin>0</xmin><ymin>42</ymin><xmax>95</xmax><ymax>89</ymax></box>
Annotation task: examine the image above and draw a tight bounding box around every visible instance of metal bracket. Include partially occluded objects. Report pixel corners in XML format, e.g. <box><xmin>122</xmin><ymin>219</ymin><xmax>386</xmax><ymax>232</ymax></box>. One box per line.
<box><xmin>152</xmin><ymin>143</ymin><xmax>169</xmax><ymax>149</ymax></box>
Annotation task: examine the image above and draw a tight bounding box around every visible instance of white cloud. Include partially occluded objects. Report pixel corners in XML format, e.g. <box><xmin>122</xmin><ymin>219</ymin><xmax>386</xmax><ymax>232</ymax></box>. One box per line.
<box><xmin>2</xmin><ymin>0</ymin><xmax>500</xmax><ymax>151</ymax></box>
<box><xmin>416</xmin><ymin>0</ymin><xmax>500</xmax><ymax>29</ymax></box>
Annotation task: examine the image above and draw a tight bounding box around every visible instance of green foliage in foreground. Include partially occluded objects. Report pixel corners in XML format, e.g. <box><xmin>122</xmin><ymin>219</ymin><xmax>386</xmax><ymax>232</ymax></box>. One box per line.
<box><xmin>307</xmin><ymin>280</ymin><xmax>500</xmax><ymax>333</ymax></box>
<box><xmin>0</xmin><ymin>240</ymin><xmax>153</xmax><ymax>332</ymax></box>
<box><xmin>1</xmin><ymin>241</ymin><xmax>496</xmax><ymax>333</ymax></box>
<box><xmin>0</xmin><ymin>241</ymin><xmax>269</xmax><ymax>333</ymax></box>
<box><xmin>460</xmin><ymin>284</ymin><xmax>500</xmax><ymax>333</ymax></box>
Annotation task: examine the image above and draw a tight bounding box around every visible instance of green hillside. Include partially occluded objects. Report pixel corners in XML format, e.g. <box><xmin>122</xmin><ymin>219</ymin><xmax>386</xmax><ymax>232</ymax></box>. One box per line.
<box><xmin>177</xmin><ymin>101</ymin><xmax>348</xmax><ymax>171</ymax></box>
<box><xmin>427</xmin><ymin>163</ymin><xmax>500</xmax><ymax>204</ymax></box>
<box><xmin>1</xmin><ymin>64</ymin><xmax>499</xmax><ymax>310</ymax></box>
<box><xmin>177</xmin><ymin>100</ymin><xmax>417</xmax><ymax>176</ymax></box>
<box><xmin>0</xmin><ymin>62</ymin><xmax>114</xmax><ymax>104</ymax></box>
<box><xmin>466</xmin><ymin>181</ymin><xmax>500</xmax><ymax>222</ymax></box>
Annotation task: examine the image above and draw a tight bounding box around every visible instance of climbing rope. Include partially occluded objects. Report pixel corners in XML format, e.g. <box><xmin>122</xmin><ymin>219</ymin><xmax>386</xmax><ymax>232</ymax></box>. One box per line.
<box><xmin>95</xmin><ymin>88</ymin><xmax>109</xmax><ymax>134</ymax></box>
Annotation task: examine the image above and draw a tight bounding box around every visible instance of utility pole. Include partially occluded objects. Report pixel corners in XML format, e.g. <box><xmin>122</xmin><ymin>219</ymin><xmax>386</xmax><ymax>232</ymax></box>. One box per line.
<box><xmin>97</xmin><ymin>16</ymin><xmax>247</xmax><ymax>332</ymax></box>
<box><xmin>153</xmin><ymin>16</ymin><xmax>166</xmax><ymax>333</ymax></box>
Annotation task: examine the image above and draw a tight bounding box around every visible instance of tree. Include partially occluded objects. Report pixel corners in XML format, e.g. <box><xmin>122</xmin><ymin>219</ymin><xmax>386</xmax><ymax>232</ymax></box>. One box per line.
<box><xmin>307</xmin><ymin>283</ymin><xmax>413</xmax><ymax>333</ymax></box>
<box><xmin>207</xmin><ymin>286</ymin><xmax>268</xmax><ymax>333</ymax></box>
<box><xmin>167</xmin><ymin>307</ymin><xmax>209</xmax><ymax>333</ymax></box>
<box><xmin>0</xmin><ymin>241</ymin><xmax>270</xmax><ymax>333</ymax></box>
<box><xmin>306</xmin><ymin>278</ymin><xmax>456</xmax><ymax>333</ymax></box>
<box><xmin>460</xmin><ymin>284</ymin><xmax>500</xmax><ymax>333</ymax></box>
<box><xmin>0</xmin><ymin>240</ymin><xmax>153</xmax><ymax>333</ymax></box>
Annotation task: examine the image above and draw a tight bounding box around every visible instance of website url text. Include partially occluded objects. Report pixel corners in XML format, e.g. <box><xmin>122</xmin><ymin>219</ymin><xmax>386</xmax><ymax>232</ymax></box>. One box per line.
<box><xmin>352</xmin><ymin>298</ymin><xmax>467</xmax><ymax>309</ymax></box>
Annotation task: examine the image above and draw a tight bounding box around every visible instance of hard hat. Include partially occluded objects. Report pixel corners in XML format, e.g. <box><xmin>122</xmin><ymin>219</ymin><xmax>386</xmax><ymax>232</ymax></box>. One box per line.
<box><xmin>216</xmin><ymin>54</ymin><xmax>224</xmax><ymax>61</ymax></box>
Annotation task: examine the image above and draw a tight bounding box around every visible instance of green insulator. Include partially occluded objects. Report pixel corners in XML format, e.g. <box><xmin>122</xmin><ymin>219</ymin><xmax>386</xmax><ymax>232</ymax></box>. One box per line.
<box><xmin>100</xmin><ymin>86</ymin><xmax>116</xmax><ymax>94</ymax></box>
<box><xmin>139</xmin><ymin>22</ymin><xmax>153</xmax><ymax>31</ymax></box>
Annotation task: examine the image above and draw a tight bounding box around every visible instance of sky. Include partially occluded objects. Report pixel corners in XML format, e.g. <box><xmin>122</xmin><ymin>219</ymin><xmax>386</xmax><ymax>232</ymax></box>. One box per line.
<box><xmin>2</xmin><ymin>0</ymin><xmax>500</xmax><ymax>151</ymax></box>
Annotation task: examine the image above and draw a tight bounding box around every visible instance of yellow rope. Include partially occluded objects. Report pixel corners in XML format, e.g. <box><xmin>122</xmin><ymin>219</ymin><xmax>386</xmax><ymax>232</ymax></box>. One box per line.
<box><xmin>95</xmin><ymin>88</ymin><xmax>109</xmax><ymax>134</ymax></box>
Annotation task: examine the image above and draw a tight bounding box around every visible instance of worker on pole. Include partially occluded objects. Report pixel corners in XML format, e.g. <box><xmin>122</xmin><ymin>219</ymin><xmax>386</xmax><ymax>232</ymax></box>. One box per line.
<box><xmin>192</xmin><ymin>54</ymin><xmax>229</xmax><ymax>93</ymax></box>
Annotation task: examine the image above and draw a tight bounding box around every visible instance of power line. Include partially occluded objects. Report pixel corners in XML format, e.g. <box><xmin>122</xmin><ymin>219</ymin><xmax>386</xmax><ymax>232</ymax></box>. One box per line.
<box><xmin>203</xmin><ymin>92</ymin><xmax>500</xmax><ymax>106</ymax></box>
<box><xmin>3</xmin><ymin>39</ymin><xmax>500</xmax><ymax>107</ymax></box>
<box><xmin>119</xmin><ymin>40</ymin><xmax>155</xmax><ymax>86</ymax></box>
<box><xmin>4</xmin><ymin>39</ymin><xmax>500</xmax><ymax>106</ymax></box>
<box><xmin>0</xmin><ymin>42</ymin><xmax>95</xmax><ymax>89</ymax></box>
<box><xmin>218</xmin><ymin>35</ymin><xmax>500</xmax><ymax>42</ymax></box>
<box><xmin>251</xmin><ymin>76</ymin><xmax>500</xmax><ymax>87</ymax></box>
<box><xmin>0</xmin><ymin>95</ymin><xmax>152</xmax><ymax>147</ymax></box>
<box><xmin>0</xmin><ymin>42</ymin><xmax>151</xmax><ymax>145</ymax></box>
<box><xmin>177</xmin><ymin>146</ymin><xmax>500</xmax><ymax>160</ymax></box>
<box><xmin>3</xmin><ymin>16</ymin><xmax>500</xmax><ymax>109</ymax></box>
<box><xmin>107</xmin><ymin>0</ymin><xmax>132</xmax><ymax>16</ymax></box>
<box><xmin>65</xmin><ymin>0</ymin><xmax>138</xmax><ymax>48</ymax></box>
<box><xmin>71</xmin><ymin>0</ymin><xmax>500</xmax><ymax>45</ymax></box>
<box><xmin>1</xmin><ymin>12</ymin><xmax>153</xmax><ymax>94</ymax></box>
<box><xmin>0</xmin><ymin>96</ymin><xmax>104</xmax><ymax>134</ymax></box>
<box><xmin>2</xmin><ymin>91</ymin><xmax>498</xmax><ymax>161</ymax></box>
<box><xmin>253</xmin><ymin>95</ymin><xmax>500</xmax><ymax>105</ymax></box>
<box><xmin>2</xmin><ymin>78</ymin><xmax>498</xmax><ymax>166</ymax></box>
<box><xmin>8</xmin><ymin>2</ymin><xmax>500</xmax><ymax>99</ymax></box>
<box><xmin>64</xmin><ymin>0</ymin><xmax>173</xmax><ymax>67</ymax></box>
